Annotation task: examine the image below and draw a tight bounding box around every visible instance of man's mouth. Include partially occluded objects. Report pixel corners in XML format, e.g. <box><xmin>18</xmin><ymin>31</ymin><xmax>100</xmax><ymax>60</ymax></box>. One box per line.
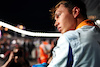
<box><xmin>57</xmin><ymin>27</ymin><xmax>61</xmax><ymax>32</ymax></box>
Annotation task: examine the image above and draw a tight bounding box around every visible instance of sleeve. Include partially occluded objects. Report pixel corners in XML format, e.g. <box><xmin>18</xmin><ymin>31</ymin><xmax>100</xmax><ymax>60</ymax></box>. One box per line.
<box><xmin>47</xmin><ymin>35</ymin><xmax>69</xmax><ymax>67</ymax></box>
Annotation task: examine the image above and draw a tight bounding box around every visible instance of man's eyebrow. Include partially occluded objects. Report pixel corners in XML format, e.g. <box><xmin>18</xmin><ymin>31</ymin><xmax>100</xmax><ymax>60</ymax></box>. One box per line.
<box><xmin>54</xmin><ymin>13</ymin><xmax>57</xmax><ymax>16</ymax></box>
<box><xmin>55</xmin><ymin>11</ymin><xmax>61</xmax><ymax>14</ymax></box>
<box><xmin>54</xmin><ymin>12</ymin><xmax>58</xmax><ymax>17</ymax></box>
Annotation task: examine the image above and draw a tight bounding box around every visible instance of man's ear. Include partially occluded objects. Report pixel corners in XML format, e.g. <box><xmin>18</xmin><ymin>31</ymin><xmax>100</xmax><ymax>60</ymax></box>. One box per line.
<box><xmin>72</xmin><ymin>7</ymin><xmax>80</xmax><ymax>18</ymax></box>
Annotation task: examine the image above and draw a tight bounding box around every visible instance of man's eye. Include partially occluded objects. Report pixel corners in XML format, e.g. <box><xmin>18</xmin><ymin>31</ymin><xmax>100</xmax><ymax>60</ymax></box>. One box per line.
<box><xmin>56</xmin><ymin>14</ymin><xmax>61</xmax><ymax>18</ymax></box>
<box><xmin>54</xmin><ymin>13</ymin><xmax>61</xmax><ymax>19</ymax></box>
<box><xmin>58</xmin><ymin>14</ymin><xmax>61</xmax><ymax>17</ymax></box>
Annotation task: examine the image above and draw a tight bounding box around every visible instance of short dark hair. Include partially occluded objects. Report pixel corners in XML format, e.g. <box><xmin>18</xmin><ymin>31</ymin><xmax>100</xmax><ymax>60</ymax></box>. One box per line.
<box><xmin>50</xmin><ymin>0</ymin><xmax>87</xmax><ymax>19</ymax></box>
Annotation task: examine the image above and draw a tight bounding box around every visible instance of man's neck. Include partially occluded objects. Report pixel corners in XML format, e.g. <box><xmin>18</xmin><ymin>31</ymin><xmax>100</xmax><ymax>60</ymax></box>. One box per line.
<box><xmin>76</xmin><ymin>16</ymin><xmax>87</xmax><ymax>27</ymax></box>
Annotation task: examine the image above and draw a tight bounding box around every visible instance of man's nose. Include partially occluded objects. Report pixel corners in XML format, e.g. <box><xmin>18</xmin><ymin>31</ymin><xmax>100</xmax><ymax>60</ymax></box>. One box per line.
<box><xmin>54</xmin><ymin>21</ymin><xmax>59</xmax><ymax>27</ymax></box>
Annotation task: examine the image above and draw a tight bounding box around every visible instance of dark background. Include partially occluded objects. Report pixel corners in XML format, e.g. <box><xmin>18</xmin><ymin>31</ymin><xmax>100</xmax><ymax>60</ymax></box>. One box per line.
<box><xmin>0</xmin><ymin>0</ymin><xmax>60</xmax><ymax>32</ymax></box>
<box><xmin>0</xmin><ymin>0</ymin><xmax>99</xmax><ymax>32</ymax></box>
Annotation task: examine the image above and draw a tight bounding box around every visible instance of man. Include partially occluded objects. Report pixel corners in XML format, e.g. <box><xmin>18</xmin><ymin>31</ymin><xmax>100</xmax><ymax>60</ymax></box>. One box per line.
<box><xmin>48</xmin><ymin>0</ymin><xmax>100</xmax><ymax>67</ymax></box>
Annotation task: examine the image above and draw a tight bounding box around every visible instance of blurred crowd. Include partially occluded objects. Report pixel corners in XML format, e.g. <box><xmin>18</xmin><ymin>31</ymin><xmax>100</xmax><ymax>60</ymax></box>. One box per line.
<box><xmin>0</xmin><ymin>32</ymin><xmax>57</xmax><ymax>67</ymax></box>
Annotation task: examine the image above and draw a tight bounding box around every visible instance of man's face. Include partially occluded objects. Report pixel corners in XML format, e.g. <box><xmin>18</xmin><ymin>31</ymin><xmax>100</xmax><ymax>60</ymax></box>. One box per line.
<box><xmin>54</xmin><ymin>4</ymin><xmax>76</xmax><ymax>34</ymax></box>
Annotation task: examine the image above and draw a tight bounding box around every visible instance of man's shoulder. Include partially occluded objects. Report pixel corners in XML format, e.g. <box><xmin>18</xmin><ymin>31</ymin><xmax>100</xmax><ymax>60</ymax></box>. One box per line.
<box><xmin>63</xmin><ymin>26</ymin><xmax>96</xmax><ymax>39</ymax></box>
<box><xmin>63</xmin><ymin>30</ymin><xmax>79</xmax><ymax>40</ymax></box>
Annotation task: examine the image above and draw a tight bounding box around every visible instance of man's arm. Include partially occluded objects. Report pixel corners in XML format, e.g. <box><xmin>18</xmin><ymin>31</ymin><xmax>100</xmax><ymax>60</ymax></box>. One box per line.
<box><xmin>48</xmin><ymin>35</ymin><xmax>69</xmax><ymax>67</ymax></box>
